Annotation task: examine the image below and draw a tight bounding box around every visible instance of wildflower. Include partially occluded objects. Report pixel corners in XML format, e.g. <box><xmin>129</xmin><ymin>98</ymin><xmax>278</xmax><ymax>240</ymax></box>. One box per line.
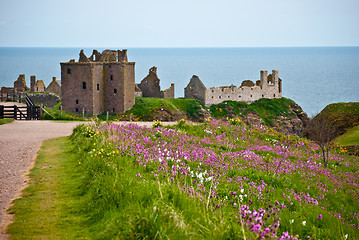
<box><xmin>302</xmin><ymin>221</ymin><xmax>306</xmax><ymax>226</ymax></box>
<box><xmin>317</xmin><ymin>214</ymin><xmax>322</xmax><ymax>219</ymax></box>
<box><xmin>290</xmin><ymin>219</ymin><xmax>294</xmax><ymax>224</ymax></box>
<box><xmin>345</xmin><ymin>234</ymin><xmax>348</xmax><ymax>239</ymax></box>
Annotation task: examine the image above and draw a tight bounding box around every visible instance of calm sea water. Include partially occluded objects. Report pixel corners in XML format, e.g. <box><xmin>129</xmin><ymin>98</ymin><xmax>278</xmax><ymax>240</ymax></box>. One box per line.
<box><xmin>0</xmin><ymin>47</ymin><xmax>358</xmax><ymax>116</ymax></box>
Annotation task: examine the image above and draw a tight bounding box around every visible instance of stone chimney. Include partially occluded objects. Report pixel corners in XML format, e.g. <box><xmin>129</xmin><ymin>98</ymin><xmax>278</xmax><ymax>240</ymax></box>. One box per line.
<box><xmin>30</xmin><ymin>75</ymin><xmax>36</xmax><ymax>92</ymax></box>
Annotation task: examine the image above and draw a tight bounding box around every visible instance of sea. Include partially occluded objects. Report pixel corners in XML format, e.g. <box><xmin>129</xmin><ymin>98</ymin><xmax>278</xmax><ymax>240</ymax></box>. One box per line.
<box><xmin>0</xmin><ymin>47</ymin><xmax>358</xmax><ymax>117</ymax></box>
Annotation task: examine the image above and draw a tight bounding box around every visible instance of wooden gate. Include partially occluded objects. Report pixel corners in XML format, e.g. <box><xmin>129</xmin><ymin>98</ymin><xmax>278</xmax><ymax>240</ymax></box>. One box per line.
<box><xmin>0</xmin><ymin>105</ymin><xmax>40</xmax><ymax>120</ymax></box>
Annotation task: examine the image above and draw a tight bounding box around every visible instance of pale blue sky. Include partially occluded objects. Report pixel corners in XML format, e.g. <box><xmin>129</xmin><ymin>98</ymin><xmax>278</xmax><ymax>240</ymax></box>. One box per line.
<box><xmin>0</xmin><ymin>0</ymin><xmax>358</xmax><ymax>47</ymax></box>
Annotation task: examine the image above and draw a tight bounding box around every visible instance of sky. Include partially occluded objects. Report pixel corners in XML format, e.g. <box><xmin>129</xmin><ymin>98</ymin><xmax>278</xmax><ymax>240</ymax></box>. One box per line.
<box><xmin>0</xmin><ymin>0</ymin><xmax>358</xmax><ymax>47</ymax></box>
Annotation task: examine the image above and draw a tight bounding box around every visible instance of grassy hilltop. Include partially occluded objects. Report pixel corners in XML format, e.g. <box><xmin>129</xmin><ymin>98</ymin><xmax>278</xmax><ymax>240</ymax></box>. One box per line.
<box><xmin>8</xmin><ymin>119</ymin><xmax>359</xmax><ymax>239</ymax></box>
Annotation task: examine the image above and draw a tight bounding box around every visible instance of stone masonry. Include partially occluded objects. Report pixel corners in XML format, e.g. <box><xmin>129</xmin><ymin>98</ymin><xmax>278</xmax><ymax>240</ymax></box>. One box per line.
<box><xmin>185</xmin><ymin>70</ymin><xmax>282</xmax><ymax>106</ymax></box>
<box><xmin>60</xmin><ymin>49</ymin><xmax>135</xmax><ymax>115</ymax></box>
<box><xmin>137</xmin><ymin>66</ymin><xmax>175</xmax><ymax>99</ymax></box>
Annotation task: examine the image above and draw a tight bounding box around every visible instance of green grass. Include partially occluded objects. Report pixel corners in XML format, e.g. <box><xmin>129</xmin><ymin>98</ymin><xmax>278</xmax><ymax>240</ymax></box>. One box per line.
<box><xmin>336</xmin><ymin>125</ymin><xmax>359</xmax><ymax>146</ymax></box>
<box><xmin>42</xmin><ymin>105</ymin><xmax>89</xmax><ymax>121</ymax></box>
<box><xmin>97</xmin><ymin>97</ymin><xmax>206</xmax><ymax>122</ymax></box>
<box><xmin>0</xmin><ymin>118</ymin><xmax>14</xmax><ymax>125</ymax></box>
<box><xmin>7</xmin><ymin>137</ymin><xmax>91</xmax><ymax>239</ymax></box>
<box><xmin>315</xmin><ymin>102</ymin><xmax>359</xmax><ymax>136</ymax></box>
<box><xmin>209</xmin><ymin>97</ymin><xmax>299</xmax><ymax>125</ymax></box>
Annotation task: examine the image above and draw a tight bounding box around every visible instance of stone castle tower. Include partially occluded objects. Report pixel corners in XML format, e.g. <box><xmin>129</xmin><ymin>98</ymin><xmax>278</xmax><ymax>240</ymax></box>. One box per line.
<box><xmin>60</xmin><ymin>49</ymin><xmax>135</xmax><ymax>115</ymax></box>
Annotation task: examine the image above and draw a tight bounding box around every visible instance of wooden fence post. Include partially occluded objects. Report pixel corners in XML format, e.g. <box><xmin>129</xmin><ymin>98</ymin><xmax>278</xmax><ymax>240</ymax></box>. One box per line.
<box><xmin>0</xmin><ymin>105</ymin><xmax>4</xmax><ymax>119</ymax></box>
<box><xmin>14</xmin><ymin>105</ymin><xmax>17</xmax><ymax>120</ymax></box>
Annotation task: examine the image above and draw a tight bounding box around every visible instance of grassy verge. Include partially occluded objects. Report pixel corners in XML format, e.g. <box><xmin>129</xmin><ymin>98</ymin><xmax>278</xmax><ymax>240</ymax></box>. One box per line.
<box><xmin>7</xmin><ymin>137</ymin><xmax>90</xmax><ymax>239</ymax></box>
<box><xmin>336</xmin><ymin>125</ymin><xmax>359</xmax><ymax>146</ymax></box>
<box><xmin>0</xmin><ymin>118</ymin><xmax>14</xmax><ymax>125</ymax></box>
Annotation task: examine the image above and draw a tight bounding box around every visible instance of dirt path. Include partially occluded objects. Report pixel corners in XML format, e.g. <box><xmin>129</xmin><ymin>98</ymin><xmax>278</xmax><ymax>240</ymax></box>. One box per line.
<box><xmin>0</xmin><ymin>113</ymin><xmax>176</xmax><ymax>239</ymax></box>
<box><xmin>0</xmin><ymin>120</ymin><xmax>86</xmax><ymax>239</ymax></box>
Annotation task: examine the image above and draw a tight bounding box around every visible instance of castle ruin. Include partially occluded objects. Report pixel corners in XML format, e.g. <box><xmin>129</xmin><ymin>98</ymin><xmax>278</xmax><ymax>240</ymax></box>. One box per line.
<box><xmin>185</xmin><ymin>70</ymin><xmax>282</xmax><ymax>106</ymax></box>
<box><xmin>137</xmin><ymin>66</ymin><xmax>175</xmax><ymax>99</ymax></box>
<box><xmin>60</xmin><ymin>49</ymin><xmax>135</xmax><ymax>115</ymax></box>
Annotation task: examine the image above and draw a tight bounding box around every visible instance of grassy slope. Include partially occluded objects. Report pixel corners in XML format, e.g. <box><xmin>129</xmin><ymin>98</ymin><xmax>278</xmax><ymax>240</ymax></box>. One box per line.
<box><xmin>315</xmin><ymin>102</ymin><xmax>359</xmax><ymax>137</ymax></box>
<box><xmin>98</xmin><ymin>97</ymin><xmax>205</xmax><ymax>122</ymax></box>
<box><xmin>7</xmin><ymin>137</ymin><xmax>90</xmax><ymax>239</ymax></box>
<box><xmin>336</xmin><ymin>125</ymin><xmax>359</xmax><ymax>146</ymax></box>
<box><xmin>209</xmin><ymin>98</ymin><xmax>300</xmax><ymax>125</ymax></box>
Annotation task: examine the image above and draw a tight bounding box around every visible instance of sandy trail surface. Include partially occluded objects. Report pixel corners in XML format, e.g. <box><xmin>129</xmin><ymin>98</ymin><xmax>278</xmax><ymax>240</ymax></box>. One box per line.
<box><xmin>0</xmin><ymin>120</ymin><xmax>86</xmax><ymax>239</ymax></box>
<box><xmin>0</xmin><ymin>107</ymin><xmax>175</xmax><ymax>239</ymax></box>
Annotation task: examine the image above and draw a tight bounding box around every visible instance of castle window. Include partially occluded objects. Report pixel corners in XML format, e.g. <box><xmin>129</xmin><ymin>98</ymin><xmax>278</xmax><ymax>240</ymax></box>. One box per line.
<box><xmin>250</xmin><ymin>95</ymin><xmax>252</xmax><ymax>97</ymax></box>
<box><xmin>219</xmin><ymin>96</ymin><xmax>221</xmax><ymax>99</ymax></box>
<box><xmin>222</xmin><ymin>89</ymin><xmax>224</xmax><ymax>92</ymax></box>
<box><xmin>212</xmin><ymin>90</ymin><xmax>214</xmax><ymax>93</ymax></box>
<box><xmin>262</xmin><ymin>94</ymin><xmax>264</xmax><ymax>97</ymax></box>
<box><xmin>36</xmin><ymin>87</ymin><xmax>38</xmax><ymax>91</ymax></box>
<box><xmin>239</xmin><ymin>95</ymin><xmax>241</xmax><ymax>98</ymax></box>
<box><xmin>82</xmin><ymin>82</ymin><xmax>86</xmax><ymax>89</ymax></box>
<box><xmin>110</xmin><ymin>75</ymin><xmax>113</xmax><ymax>81</ymax></box>
<box><xmin>97</xmin><ymin>83</ymin><xmax>99</xmax><ymax>91</ymax></box>
<box><xmin>228</xmin><ymin>96</ymin><xmax>230</xmax><ymax>98</ymax></box>
<box><xmin>76</xmin><ymin>108</ymin><xmax>78</xmax><ymax>112</ymax></box>
<box><xmin>274</xmin><ymin>94</ymin><xmax>276</xmax><ymax>97</ymax></box>
<box><xmin>114</xmin><ymin>88</ymin><xmax>117</xmax><ymax>94</ymax></box>
<box><xmin>211</xmin><ymin>96</ymin><xmax>213</xmax><ymax>98</ymax></box>
<box><xmin>113</xmin><ymin>108</ymin><xmax>115</xmax><ymax>112</ymax></box>
<box><xmin>76</xmin><ymin>100</ymin><xmax>79</xmax><ymax>104</ymax></box>
<box><xmin>67</xmin><ymin>68</ymin><xmax>71</xmax><ymax>74</ymax></box>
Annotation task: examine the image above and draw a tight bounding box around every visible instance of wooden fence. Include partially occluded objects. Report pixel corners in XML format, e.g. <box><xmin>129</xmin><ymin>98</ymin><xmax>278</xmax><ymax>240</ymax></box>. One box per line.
<box><xmin>0</xmin><ymin>105</ymin><xmax>40</xmax><ymax>120</ymax></box>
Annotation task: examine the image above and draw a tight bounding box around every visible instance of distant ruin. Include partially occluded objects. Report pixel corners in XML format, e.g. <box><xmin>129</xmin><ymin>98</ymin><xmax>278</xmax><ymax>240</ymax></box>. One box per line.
<box><xmin>185</xmin><ymin>70</ymin><xmax>282</xmax><ymax>106</ymax></box>
<box><xmin>137</xmin><ymin>66</ymin><xmax>174</xmax><ymax>99</ymax></box>
<box><xmin>1</xmin><ymin>74</ymin><xmax>61</xmax><ymax>97</ymax></box>
<box><xmin>60</xmin><ymin>49</ymin><xmax>135</xmax><ymax>115</ymax></box>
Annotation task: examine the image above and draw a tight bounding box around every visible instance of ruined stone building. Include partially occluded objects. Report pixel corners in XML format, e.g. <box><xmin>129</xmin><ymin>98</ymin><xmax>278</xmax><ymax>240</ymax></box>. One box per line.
<box><xmin>13</xmin><ymin>74</ymin><xmax>30</xmax><ymax>92</ymax></box>
<box><xmin>34</xmin><ymin>80</ymin><xmax>46</xmax><ymax>92</ymax></box>
<box><xmin>185</xmin><ymin>70</ymin><xmax>282</xmax><ymax>106</ymax></box>
<box><xmin>60</xmin><ymin>49</ymin><xmax>135</xmax><ymax>115</ymax></box>
<box><xmin>137</xmin><ymin>66</ymin><xmax>175</xmax><ymax>99</ymax></box>
<box><xmin>45</xmin><ymin>77</ymin><xmax>61</xmax><ymax>97</ymax></box>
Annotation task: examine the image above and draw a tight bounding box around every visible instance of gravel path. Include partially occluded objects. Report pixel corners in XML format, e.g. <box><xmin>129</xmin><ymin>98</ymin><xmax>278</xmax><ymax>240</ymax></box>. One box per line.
<box><xmin>0</xmin><ymin>106</ymin><xmax>176</xmax><ymax>239</ymax></box>
<box><xmin>0</xmin><ymin>120</ymin><xmax>85</xmax><ymax>239</ymax></box>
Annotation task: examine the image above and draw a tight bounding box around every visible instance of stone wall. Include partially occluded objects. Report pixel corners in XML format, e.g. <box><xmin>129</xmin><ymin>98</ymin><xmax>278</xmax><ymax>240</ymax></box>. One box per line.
<box><xmin>28</xmin><ymin>93</ymin><xmax>60</xmax><ymax>107</ymax></box>
<box><xmin>14</xmin><ymin>74</ymin><xmax>29</xmax><ymax>92</ymax></box>
<box><xmin>34</xmin><ymin>80</ymin><xmax>46</xmax><ymax>92</ymax></box>
<box><xmin>45</xmin><ymin>77</ymin><xmax>61</xmax><ymax>97</ymax></box>
<box><xmin>138</xmin><ymin>66</ymin><xmax>162</xmax><ymax>98</ymax></box>
<box><xmin>184</xmin><ymin>70</ymin><xmax>282</xmax><ymax>106</ymax></box>
<box><xmin>161</xmin><ymin>83</ymin><xmax>175</xmax><ymax>98</ymax></box>
<box><xmin>184</xmin><ymin>75</ymin><xmax>206</xmax><ymax>104</ymax></box>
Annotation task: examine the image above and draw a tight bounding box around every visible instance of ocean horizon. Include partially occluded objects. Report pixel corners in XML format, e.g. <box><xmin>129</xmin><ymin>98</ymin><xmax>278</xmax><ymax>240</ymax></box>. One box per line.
<box><xmin>1</xmin><ymin>47</ymin><xmax>358</xmax><ymax>117</ymax></box>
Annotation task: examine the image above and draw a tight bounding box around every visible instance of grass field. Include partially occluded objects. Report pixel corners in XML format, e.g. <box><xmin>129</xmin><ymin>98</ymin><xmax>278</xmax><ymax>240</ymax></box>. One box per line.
<box><xmin>336</xmin><ymin>125</ymin><xmax>359</xmax><ymax>146</ymax></box>
<box><xmin>7</xmin><ymin>120</ymin><xmax>359</xmax><ymax>239</ymax></box>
